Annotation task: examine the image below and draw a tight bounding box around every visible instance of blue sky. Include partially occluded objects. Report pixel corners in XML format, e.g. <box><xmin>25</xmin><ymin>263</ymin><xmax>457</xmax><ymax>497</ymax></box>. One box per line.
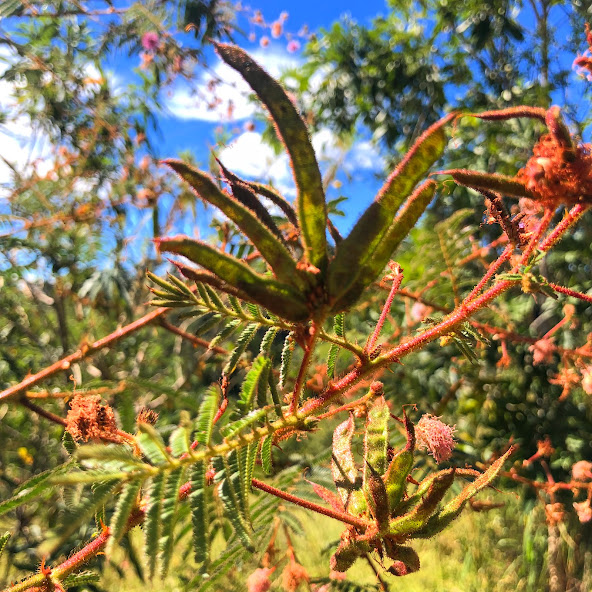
<box><xmin>2</xmin><ymin>0</ymin><xmax>590</xmax><ymax>258</ymax></box>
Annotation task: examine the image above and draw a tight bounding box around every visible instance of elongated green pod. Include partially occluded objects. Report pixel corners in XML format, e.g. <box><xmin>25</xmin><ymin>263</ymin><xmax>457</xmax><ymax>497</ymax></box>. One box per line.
<box><xmin>156</xmin><ymin>237</ymin><xmax>309</xmax><ymax>322</ymax></box>
<box><xmin>412</xmin><ymin>447</ymin><xmax>513</xmax><ymax>538</ymax></box>
<box><xmin>364</xmin><ymin>396</ymin><xmax>389</xmax><ymax>476</ymax></box>
<box><xmin>384</xmin><ymin>414</ymin><xmax>415</xmax><ymax>514</ymax></box>
<box><xmin>247</xmin><ymin>181</ymin><xmax>299</xmax><ymax>226</ymax></box>
<box><xmin>216</xmin><ymin>158</ymin><xmax>286</xmax><ymax>242</ymax></box>
<box><xmin>384</xmin><ymin>543</ymin><xmax>420</xmax><ymax>576</ymax></box>
<box><xmin>388</xmin><ymin>469</ymin><xmax>455</xmax><ymax>536</ymax></box>
<box><xmin>328</xmin><ymin>113</ymin><xmax>454</xmax><ymax>306</ymax></box>
<box><xmin>440</xmin><ymin>169</ymin><xmax>534</xmax><ymax>198</ymax></box>
<box><xmin>333</xmin><ymin>179</ymin><xmax>436</xmax><ymax>312</ymax></box>
<box><xmin>365</xmin><ymin>464</ymin><xmax>390</xmax><ymax>530</ymax></box>
<box><xmin>332</xmin><ymin>415</ymin><xmax>366</xmax><ymax>516</ymax></box>
<box><xmin>163</xmin><ymin>160</ymin><xmax>302</xmax><ymax>287</ymax></box>
<box><xmin>214</xmin><ymin>43</ymin><xmax>327</xmax><ymax>271</ymax></box>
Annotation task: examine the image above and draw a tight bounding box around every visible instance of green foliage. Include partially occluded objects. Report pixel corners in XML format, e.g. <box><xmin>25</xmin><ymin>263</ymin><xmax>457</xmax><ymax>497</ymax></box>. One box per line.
<box><xmin>1</xmin><ymin>5</ymin><xmax>592</xmax><ymax>591</ymax></box>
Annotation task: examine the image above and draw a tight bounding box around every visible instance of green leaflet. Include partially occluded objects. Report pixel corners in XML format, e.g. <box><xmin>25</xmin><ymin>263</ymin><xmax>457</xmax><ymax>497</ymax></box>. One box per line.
<box><xmin>169</xmin><ymin>425</ymin><xmax>191</xmax><ymax>458</ymax></box>
<box><xmin>56</xmin><ymin>478</ymin><xmax>120</xmax><ymax>545</ymax></box>
<box><xmin>195</xmin><ymin>386</ymin><xmax>220</xmax><ymax>446</ymax></box>
<box><xmin>279</xmin><ymin>331</ymin><xmax>294</xmax><ymax>389</ymax></box>
<box><xmin>213</xmin><ymin>455</ymin><xmax>255</xmax><ymax>551</ymax></box>
<box><xmin>106</xmin><ymin>479</ymin><xmax>142</xmax><ymax>555</ymax></box>
<box><xmin>159</xmin><ymin>467</ymin><xmax>186</xmax><ymax>577</ymax></box>
<box><xmin>442</xmin><ymin>169</ymin><xmax>534</xmax><ymax>198</ymax></box>
<box><xmin>222</xmin><ymin>408</ymin><xmax>269</xmax><ymax>439</ymax></box>
<box><xmin>328</xmin><ymin>114</ymin><xmax>453</xmax><ymax>307</ymax></box>
<box><xmin>333</xmin><ymin>180</ymin><xmax>436</xmax><ymax>311</ymax></box>
<box><xmin>209</xmin><ymin>318</ymin><xmax>241</xmax><ymax>351</ymax></box>
<box><xmin>331</xmin><ymin>416</ymin><xmax>366</xmax><ymax>516</ymax></box>
<box><xmin>214</xmin><ymin>43</ymin><xmax>327</xmax><ymax>271</ymax></box>
<box><xmin>0</xmin><ymin>532</ymin><xmax>10</xmax><ymax>559</ymax></box>
<box><xmin>239</xmin><ymin>355</ymin><xmax>271</xmax><ymax>411</ymax></box>
<box><xmin>163</xmin><ymin>160</ymin><xmax>301</xmax><ymax>287</ymax></box>
<box><xmin>189</xmin><ymin>461</ymin><xmax>209</xmax><ymax>565</ymax></box>
<box><xmin>0</xmin><ymin>463</ymin><xmax>69</xmax><ymax>517</ymax></box>
<box><xmin>203</xmin><ymin>284</ymin><xmax>227</xmax><ymax>312</ymax></box>
<box><xmin>259</xmin><ymin>326</ymin><xmax>279</xmax><ymax>356</ymax></box>
<box><xmin>412</xmin><ymin>447</ymin><xmax>513</xmax><ymax>538</ymax></box>
<box><xmin>388</xmin><ymin>469</ymin><xmax>455</xmax><ymax>536</ymax></box>
<box><xmin>76</xmin><ymin>444</ymin><xmax>145</xmax><ymax>467</ymax></box>
<box><xmin>223</xmin><ymin>323</ymin><xmax>259</xmax><ymax>376</ymax></box>
<box><xmin>137</xmin><ymin>423</ymin><xmax>170</xmax><ymax>466</ymax></box>
<box><xmin>144</xmin><ymin>472</ymin><xmax>166</xmax><ymax>579</ymax></box>
<box><xmin>261</xmin><ymin>435</ymin><xmax>273</xmax><ymax>475</ymax></box>
<box><xmin>157</xmin><ymin>237</ymin><xmax>309</xmax><ymax>322</ymax></box>
<box><xmin>327</xmin><ymin>313</ymin><xmax>345</xmax><ymax>378</ymax></box>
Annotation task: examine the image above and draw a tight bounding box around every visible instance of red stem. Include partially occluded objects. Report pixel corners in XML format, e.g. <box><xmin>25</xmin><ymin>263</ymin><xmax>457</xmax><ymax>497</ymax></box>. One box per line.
<box><xmin>0</xmin><ymin>307</ymin><xmax>170</xmax><ymax>402</ymax></box>
<box><xmin>367</xmin><ymin>265</ymin><xmax>403</xmax><ymax>352</ymax></box>
<box><xmin>251</xmin><ymin>478</ymin><xmax>368</xmax><ymax>530</ymax></box>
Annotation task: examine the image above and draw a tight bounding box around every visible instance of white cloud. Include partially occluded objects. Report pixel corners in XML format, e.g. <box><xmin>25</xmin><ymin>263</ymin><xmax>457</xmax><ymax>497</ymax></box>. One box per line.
<box><xmin>166</xmin><ymin>48</ymin><xmax>300</xmax><ymax>122</ymax></box>
<box><xmin>216</xmin><ymin>126</ymin><xmax>386</xmax><ymax>202</ymax></box>
<box><xmin>218</xmin><ymin>130</ymin><xmax>294</xmax><ymax>196</ymax></box>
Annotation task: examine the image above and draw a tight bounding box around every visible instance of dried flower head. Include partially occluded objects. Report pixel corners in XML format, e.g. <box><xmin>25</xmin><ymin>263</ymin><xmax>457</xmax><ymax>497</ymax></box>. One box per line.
<box><xmin>573</xmin><ymin>499</ymin><xmax>592</xmax><ymax>523</ymax></box>
<box><xmin>545</xmin><ymin>502</ymin><xmax>565</xmax><ymax>525</ymax></box>
<box><xmin>517</xmin><ymin>133</ymin><xmax>592</xmax><ymax>207</ymax></box>
<box><xmin>415</xmin><ymin>414</ymin><xmax>456</xmax><ymax>463</ymax></box>
<box><xmin>246</xmin><ymin>567</ymin><xmax>273</xmax><ymax>592</ymax></box>
<box><xmin>281</xmin><ymin>560</ymin><xmax>309</xmax><ymax>592</ymax></box>
<box><xmin>136</xmin><ymin>407</ymin><xmax>159</xmax><ymax>426</ymax></box>
<box><xmin>572</xmin><ymin>460</ymin><xmax>592</xmax><ymax>481</ymax></box>
<box><xmin>536</xmin><ymin>437</ymin><xmax>555</xmax><ymax>458</ymax></box>
<box><xmin>66</xmin><ymin>395</ymin><xmax>119</xmax><ymax>442</ymax></box>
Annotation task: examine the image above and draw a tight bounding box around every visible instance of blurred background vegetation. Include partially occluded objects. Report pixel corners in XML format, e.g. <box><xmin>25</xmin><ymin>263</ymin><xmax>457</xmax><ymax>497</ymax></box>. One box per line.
<box><xmin>1</xmin><ymin>1</ymin><xmax>592</xmax><ymax>591</ymax></box>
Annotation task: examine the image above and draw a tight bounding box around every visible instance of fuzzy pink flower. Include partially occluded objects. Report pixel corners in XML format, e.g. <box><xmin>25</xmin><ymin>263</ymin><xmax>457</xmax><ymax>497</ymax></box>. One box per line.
<box><xmin>247</xmin><ymin>567</ymin><xmax>273</xmax><ymax>592</ymax></box>
<box><xmin>415</xmin><ymin>414</ymin><xmax>456</xmax><ymax>463</ymax></box>
<box><xmin>573</xmin><ymin>499</ymin><xmax>592</xmax><ymax>523</ymax></box>
<box><xmin>141</xmin><ymin>31</ymin><xmax>159</xmax><ymax>52</ymax></box>
<box><xmin>572</xmin><ymin>460</ymin><xmax>592</xmax><ymax>481</ymax></box>
<box><xmin>260</xmin><ymin>36</ymin><xmax>270</xmax><ymax>48</ymax></box>
<box><xmin>287</xmin><ymin>40</ymin><xmax>301</xmax><ymax>54</ymax></box>
<box><xmin>529</xmin><ymin>337</ymin><xmax>555</xmax><ymax>365</ymax></box>
<box><xmin>582</xmin><ymin>366</ymin><xmax>592</xmax><ymax>395</ymax></box>
<box><xmin>410</xmin><ymin>301</ymin><xmax>429</xmax><ymax>322</ymax></box>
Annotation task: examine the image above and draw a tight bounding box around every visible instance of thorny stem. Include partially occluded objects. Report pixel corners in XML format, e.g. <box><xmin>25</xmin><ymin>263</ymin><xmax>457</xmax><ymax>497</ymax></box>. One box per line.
<box><xmin>251</xmin><ymin>479</ymin><xmax>369</xmax><ymax>530</ymax></box>
<box><xmin>159</xmin><ymin>319</ymin><xmax>229</xmax><ymax>355</ymax></box>
<box><xmin>366</xmin><ymin>264</ymin><xmax>403</xmax><ymax>353</ymax></box>
<box><xmin>0</xmin><ymin>306</ymin><xmax>171</xmax><ymax>402</ymax></box>
<box><xmin>465</xmin><ymin>244</ymin><xmax>513</xmax><ymax>303</ymax></box>
<box><xmin>547</xmin><ymin>283</ymin><xmax>592</xmax><ymax>304</ymax></box>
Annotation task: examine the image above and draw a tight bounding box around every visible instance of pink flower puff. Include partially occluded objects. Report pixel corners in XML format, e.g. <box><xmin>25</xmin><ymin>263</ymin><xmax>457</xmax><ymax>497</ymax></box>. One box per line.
<box><xmin>247</xmin><ymin>567</ymin><xmax>273</xmax><ymax>592</ymax></box>
<box><xmin>141</xmin><ymin>31</ymin><xmax>159</xmax><ymax>52</ymax></box>
<box><xmin>415</xmin><ymin>414</ymin><xmax>456</xmax><ymax>463</ymax></box>
<box><xmin>573</xmin><ymin>499</ymin><xmax>592</xmax><ymax>523</ymax></box>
